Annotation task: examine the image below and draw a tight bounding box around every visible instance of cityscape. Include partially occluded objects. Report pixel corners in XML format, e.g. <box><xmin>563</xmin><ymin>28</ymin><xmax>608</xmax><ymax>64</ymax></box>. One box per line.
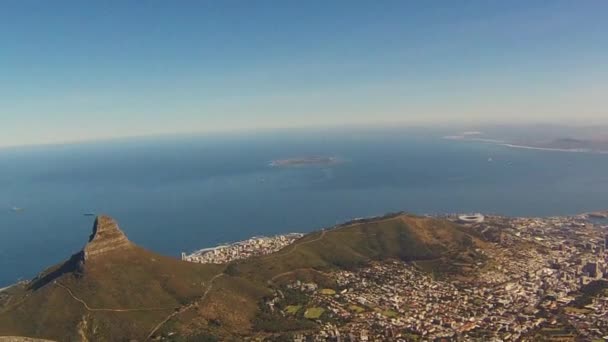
<box><xmin>183</xmin><ymin>213</ymin><xmax>608</xmax><ymax>341</ymax></box>
<box><xmin>182</xmin><ymin>233</ymin><xmax>304</xmax><ymax>264</ymax></box>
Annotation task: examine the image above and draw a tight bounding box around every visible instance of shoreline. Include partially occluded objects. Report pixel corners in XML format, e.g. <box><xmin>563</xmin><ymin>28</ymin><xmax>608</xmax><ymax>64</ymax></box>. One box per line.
<box><xmin>182</xmin><ymin>232</ymin><xmax>304</xmax><ymax>264</ymax></box>
<box><xmin>184</xmin><ymin>232</ymin><xmax>304</xmax><ymax>256</ymax></box>
<box><xmin>0</xmin><ymin>284</ymin><xmax>15</xmax><ymax>293</ymax></box>
<box><xmin>2</xmin><ymin>210</ymin><xmax>606</xmax><ymax>288</ymax></box>
<box><xmin>443</xmin><ymin>136</ymin><xmax>608</xmax><ymax>154</ymax></box>
<box><xmin>499</xmin><ymin>143</ymin><xmax>603</xmax><ymax>153</ymax></box>
<box><xmin>183</xmin><ymin>210</ymin><xmax>607</xmax><ymax>258</ymax></box>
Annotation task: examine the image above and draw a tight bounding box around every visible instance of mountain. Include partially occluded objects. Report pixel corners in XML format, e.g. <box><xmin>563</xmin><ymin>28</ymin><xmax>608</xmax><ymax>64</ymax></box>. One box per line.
<box><xmin>231</xmin><ymin>213</ymin><xmax>483</xmax><ymax>282</ymax></box>
<box><xmin>0</xmin><ymin>214</ymin><xmax>484</xmax><ymax>341</ymax></box>
<box><xmin>0</xmin><ymin>216</ymin><xmax>224</xmax><ymax>341</ymax></box>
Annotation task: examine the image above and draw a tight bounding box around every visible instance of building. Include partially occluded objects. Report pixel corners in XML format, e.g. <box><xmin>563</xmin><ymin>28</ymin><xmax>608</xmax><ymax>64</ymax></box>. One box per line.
<box><xmin>458</xmin><ymin>213</ymin><xmax>485</xmax><ymax>224</ymax></box>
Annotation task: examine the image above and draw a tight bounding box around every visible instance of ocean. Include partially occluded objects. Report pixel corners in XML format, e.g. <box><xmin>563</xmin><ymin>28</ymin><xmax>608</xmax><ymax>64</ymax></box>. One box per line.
<box><xmin>2</xmin><ymin>129</ymin><xmax>608</xmax><ymax>287</ymax></box>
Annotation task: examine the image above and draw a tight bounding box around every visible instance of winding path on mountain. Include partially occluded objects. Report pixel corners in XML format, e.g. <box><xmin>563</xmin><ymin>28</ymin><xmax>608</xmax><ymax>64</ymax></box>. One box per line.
<box><xmin>144</xmin><ymin>272</ymin><xmax>225</xmax><ymax>341</ymax></box>
<box><xmin>55</xmin><ymin>281</ymin><xmax>176</xmax><ymax>313</ymax></box>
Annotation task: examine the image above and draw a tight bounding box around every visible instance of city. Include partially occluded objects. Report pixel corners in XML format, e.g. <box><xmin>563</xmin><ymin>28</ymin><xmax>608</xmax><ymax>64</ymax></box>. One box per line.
<box><xmin>182</xmin><ymin>233</ymin><xmax>304</xmax><ymax>264</ymax></box>
<box><xmin>257</xmin><ymin>214</ymin><xmax>608</xmax><ymax>341</ymax></box>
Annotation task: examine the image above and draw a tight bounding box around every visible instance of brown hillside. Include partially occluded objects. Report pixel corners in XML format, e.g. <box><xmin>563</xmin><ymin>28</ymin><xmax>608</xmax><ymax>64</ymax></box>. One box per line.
<box><xmin>0</xmin><ymin>214</ymin><xmax>484</xmax><ymax>341</ymax></box>
<box><xmin>0</xmin><ymin>216</ymin><xmax>223</xmax><ymax>341</ymax></box>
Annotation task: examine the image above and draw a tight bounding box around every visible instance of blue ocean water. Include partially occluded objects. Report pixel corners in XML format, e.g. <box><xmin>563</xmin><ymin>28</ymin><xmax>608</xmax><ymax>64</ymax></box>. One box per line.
<box><xmin>2</xmin><ymin>130</ymin><xmax>608</xmax><ymax>287</ymax></box>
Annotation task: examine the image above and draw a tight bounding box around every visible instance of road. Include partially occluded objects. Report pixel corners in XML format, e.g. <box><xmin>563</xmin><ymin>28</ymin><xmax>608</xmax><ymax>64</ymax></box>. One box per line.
<box><xmin>144</xmin><ymin>230</ymin><xmax>331</xmax><ymax>339</ymax></box>
<box><xmin>260</xmin><ymin>229</ymin><xmax>327</xmax><ymax>261</ymax></box>
<box><xmin>144</xmin><ymin>273</ymin><xmax>225</xmax><ymax>341</ymax></box>
<box><xmin>270</xmin><ymin>268</ymin><xmax>333</xmax><ymax>282</ymax></box>
<box><xmin>263</xmin><ymin>216</ymin><xmax>401</xmax><ymax>264</ymax></box>
<box><xmin>55</xmin><ymin>281</ymin><xmax>176</xmax><ymax>313</ymax></box>
<box><xmin>55</xmin><ymin>272</ymin><xmax>225</xmax><ymax>340</ymax></box>
<box><xmin>55</xmin><ymin>216</ymin><xmax>401</xmax><ymax>338</ymax></box>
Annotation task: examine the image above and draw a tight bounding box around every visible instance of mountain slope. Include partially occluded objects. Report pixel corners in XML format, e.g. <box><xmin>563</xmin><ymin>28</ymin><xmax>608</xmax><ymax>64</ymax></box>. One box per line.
<box><xmin>0</xmin><ymin>216</ymin><xmax>223</xmax><ymax>341</ymax></box>
<box><xmin>0</xmin><ymin>214</ymin><xmax>484</xmax><ymax>341</ymax></box>
<box><xmin>232</xmin><ymin>213</ymin><xmax>482</xmax><ymax>281</ymax></box>
<box><xmin>165</xmin><ymin>213</ymin><xmax>485</xmax><ymax>339</ymax></box>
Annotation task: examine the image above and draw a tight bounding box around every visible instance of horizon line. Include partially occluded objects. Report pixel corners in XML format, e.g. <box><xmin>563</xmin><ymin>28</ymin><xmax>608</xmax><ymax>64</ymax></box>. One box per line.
<box><xmin>1</xmin><ymin>120</ymin><xmax>607</xmax><ymax>150</ymax></box>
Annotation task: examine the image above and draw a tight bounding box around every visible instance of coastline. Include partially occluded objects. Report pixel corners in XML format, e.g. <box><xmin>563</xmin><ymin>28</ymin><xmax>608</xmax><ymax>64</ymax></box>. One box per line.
<box><xmin>185</xmin><ymin>233</ymin><xmax>304</xmax><ymax>255</ymax></box>
<box><xmin>0</xmin><ymin>284</ymin><xmax>15</xmax><ymax>293</ymax></box>
<box><xmin>502</xmin><ymin>143</ymin><xmax>608</xmax><ymax>154</ymax></box>
<box><xmin>500</xmin><ymin>143</ymin><xmax>594</xmax><ymax>153</ymax></box>
<box><xmin>182</xmin><ymin>232</ymin><xmax>304</xmax><ymax>264</ymax></box>
<box><xmin>443</xmin><ymin>136</ymin><xmax>608</xmax><ymax>154</ymax></box>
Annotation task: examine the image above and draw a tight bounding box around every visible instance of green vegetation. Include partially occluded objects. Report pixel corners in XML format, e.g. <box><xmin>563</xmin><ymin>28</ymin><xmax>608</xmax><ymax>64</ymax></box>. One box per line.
<box><xmin>234</xmin><ymin>215</ymin><xmax>481</xmax><ymax>283</ymax></box>
<box><xmin>564</xmin><ymin>306</ymin><xmax>591</xmax><ymax>314</ymax></box>
<box><xmin>282</xmin><ymin>288</ymin><xmax>311</xmax><ymax>306</ymax></box>
<box><xmin>254</xmin><ymin>300</ymin><xmax>315</xmax><ymax>332</ymax></box>
<box><xmin>380</xmin><ymin>309</ymin><xmax>398</xmax><ymax>318</ymax></box>
<box><xmin>538</xmin><ymin>327</ymin><xmax>575</xmax><ymax>336</ymax></box>
<box><xmin>253</xmin><ymin>312</ymin><xmax>315</xmax><ymax>333</ymax></box>
<box><xmin>285</xmin><ymin>305</ymin><xmax>302</xmax><ymax>315</ymax></box>
<box><xmin>319</xmin><ymin>288</ymin><xmax>336</xmax><ymax>295</ymax></box>
<box><xmin>401</xmin><ymin>332</ymin><xmax>422</xmax><ymax>341</ymax></box>
<box><xmin>570</xmin><ymin>280</ymin><xmax>608</xmax><ymax>308</ymax></box>
<box><xmin>349</xmin><ymin>305</ymin><xmax>366</xmax><ymax>313</ymax></box>
<box><xmin>304</xmin><ymin>307</ymin><xmax>325</xmax><ymax>319</ymax></box>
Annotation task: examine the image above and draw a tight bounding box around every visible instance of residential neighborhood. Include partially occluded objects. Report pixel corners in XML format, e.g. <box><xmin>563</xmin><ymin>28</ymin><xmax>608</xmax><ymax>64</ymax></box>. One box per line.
<box><xmin>262</xmin><ymin>214</ymin><xmax>608</xmax><ymax>341</ymax></box>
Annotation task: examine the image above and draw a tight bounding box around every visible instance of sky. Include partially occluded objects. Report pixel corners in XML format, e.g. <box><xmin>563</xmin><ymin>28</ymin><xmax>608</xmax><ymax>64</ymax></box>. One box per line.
<box><xmin>1</xmin><ymin>1</ymin><xmax>607</xmax><ymax>147</ymax></box>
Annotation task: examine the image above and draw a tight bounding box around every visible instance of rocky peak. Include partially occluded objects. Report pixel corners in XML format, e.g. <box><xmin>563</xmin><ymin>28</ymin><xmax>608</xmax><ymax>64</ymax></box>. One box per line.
<box><xmin>83</xmin><ymin>216</ymin><xmax>132</xmax><ymax>260</ymax></box>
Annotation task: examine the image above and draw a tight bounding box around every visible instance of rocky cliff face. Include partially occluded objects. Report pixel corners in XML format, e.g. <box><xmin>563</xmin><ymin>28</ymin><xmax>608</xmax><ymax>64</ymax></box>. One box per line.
<box><xmin>26</xmin><ymin>216</ymin><xmax>133</xmax><ymax>289</ymax></box>
<box><xmin>83</xmin><ymin>216</ymin><xmax>132</xmax><ymax>260</ymax></box>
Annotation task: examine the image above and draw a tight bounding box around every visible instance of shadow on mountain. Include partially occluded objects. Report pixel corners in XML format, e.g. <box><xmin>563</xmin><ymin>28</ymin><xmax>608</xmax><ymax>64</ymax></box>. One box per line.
<box><xmin>28</xmin><ymin>252</ymin><xmax>84</xmax><ymax>291</ymax></box>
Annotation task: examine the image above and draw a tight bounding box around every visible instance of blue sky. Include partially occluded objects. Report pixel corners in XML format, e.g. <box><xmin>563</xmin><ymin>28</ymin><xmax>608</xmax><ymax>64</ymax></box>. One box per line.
<box><xmin>1</xmin><ymin>1</ymin><xmax>607</xmax><ymax>146</ymax></box>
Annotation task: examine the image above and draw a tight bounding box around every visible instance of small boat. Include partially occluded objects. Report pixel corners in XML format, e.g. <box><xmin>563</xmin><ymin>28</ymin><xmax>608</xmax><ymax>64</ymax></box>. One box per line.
<box><xmin>11</xmin><ymin>207</ymin><xmax>24</xmax><ymax>212</ymax></box>
<box><xmin>83</xmin><ymin>213</ymin><xmax>96</xmax><ymax>217</ymax></box>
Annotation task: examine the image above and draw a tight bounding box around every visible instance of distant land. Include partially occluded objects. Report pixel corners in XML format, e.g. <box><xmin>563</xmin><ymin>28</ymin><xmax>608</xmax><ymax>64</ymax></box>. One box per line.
<box><xmin>270</xmin><ymin>156</ymin><xmax>339</xmax><ymax>167</ymax></box>
<box><xmin>445</xmin><ymin>131</ymin><xmax>608</xmax><ymax>153</ymax></box>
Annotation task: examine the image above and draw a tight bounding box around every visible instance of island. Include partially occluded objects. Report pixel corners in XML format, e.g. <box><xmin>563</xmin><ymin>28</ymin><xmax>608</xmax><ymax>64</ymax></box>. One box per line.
<box><xmin>269</xmin><ymin>156</ymin><xmax>339</xmax><ymax>167</ymax></box>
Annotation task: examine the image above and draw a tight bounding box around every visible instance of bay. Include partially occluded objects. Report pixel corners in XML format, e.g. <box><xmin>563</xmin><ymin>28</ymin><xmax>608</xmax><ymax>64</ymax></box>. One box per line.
<box><xmin>1</xmin><ymin>130</ymin><xmax>608</xmax><ymax>286</ymax></box>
